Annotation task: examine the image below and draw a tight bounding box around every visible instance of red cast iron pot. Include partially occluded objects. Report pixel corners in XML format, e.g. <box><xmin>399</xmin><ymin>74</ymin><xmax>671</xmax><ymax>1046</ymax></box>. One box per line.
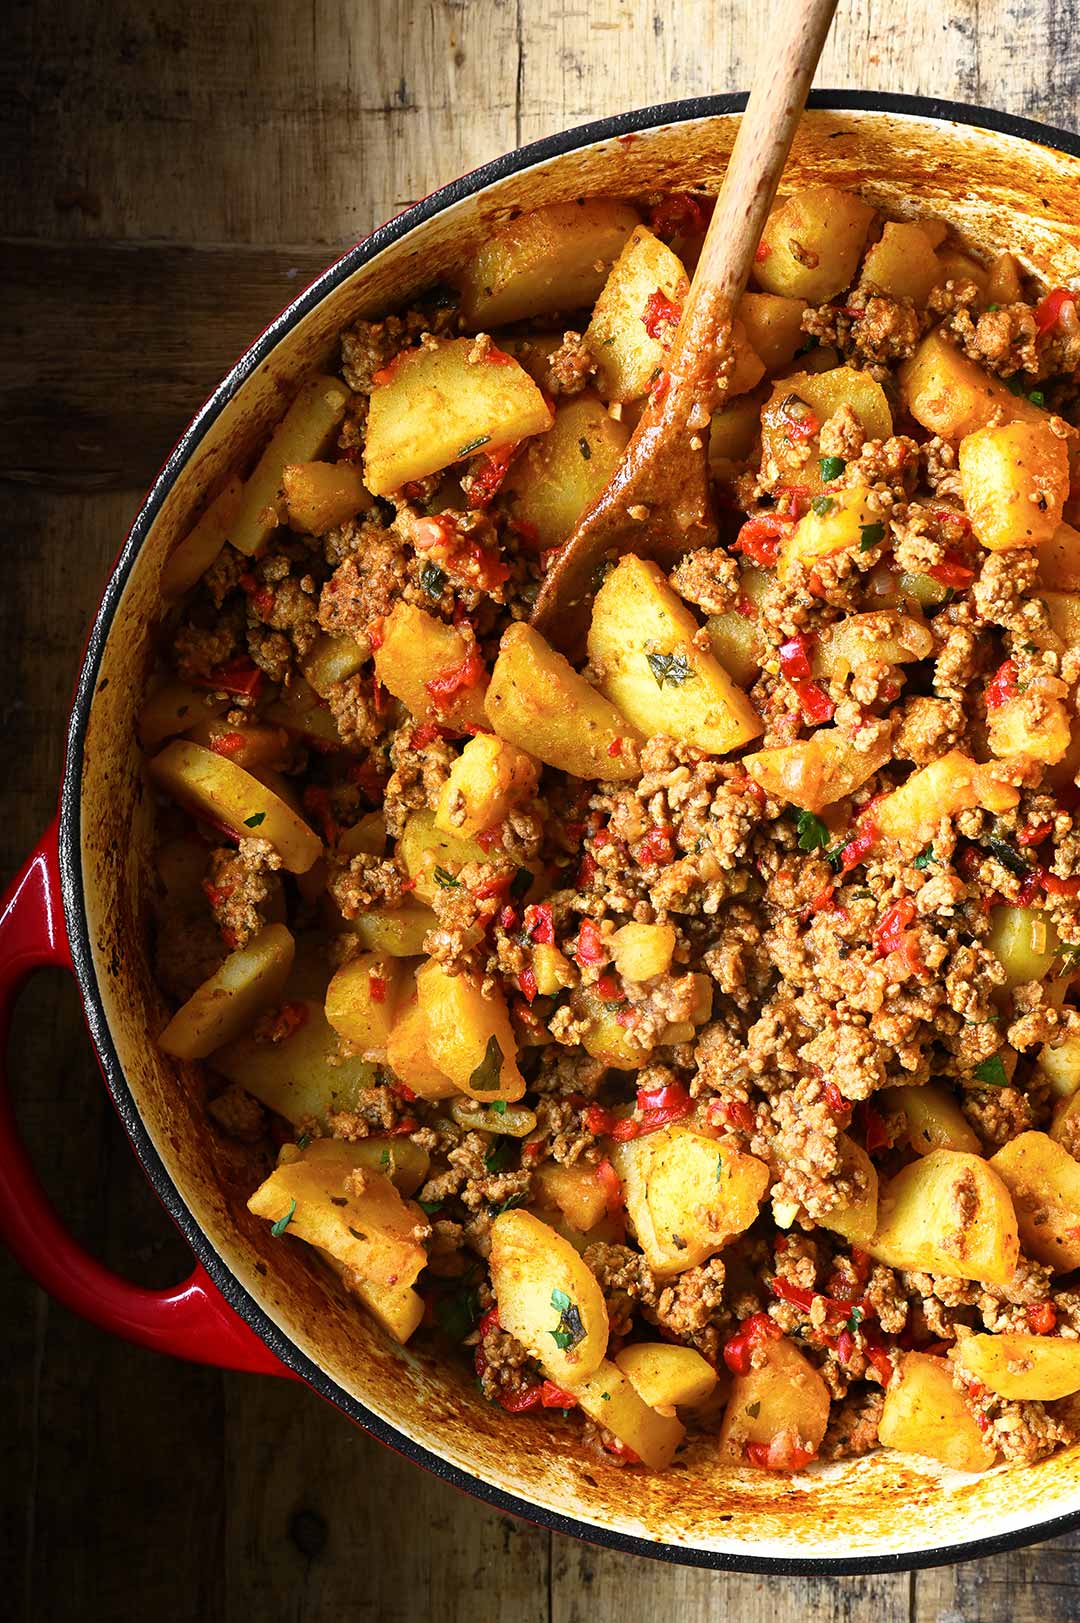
<box><xmin>5</xmin><ymin>92</ymin><xmax>1080</xmax><ymax>1573</ymax></box>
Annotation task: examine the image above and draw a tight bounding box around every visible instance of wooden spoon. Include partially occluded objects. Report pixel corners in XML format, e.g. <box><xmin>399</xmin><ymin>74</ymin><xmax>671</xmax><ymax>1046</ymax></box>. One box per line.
<box><xmin>530</xmin><ymin>0</ymin><xmax>840</xmax><ymax>654</ymax></box>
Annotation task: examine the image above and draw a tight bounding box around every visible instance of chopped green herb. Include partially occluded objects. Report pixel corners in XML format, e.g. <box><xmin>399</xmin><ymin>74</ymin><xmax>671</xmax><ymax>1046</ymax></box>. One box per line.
<box><xmin>492</xmin><ymin>1099</ymin><xmax>508</xmax><ymax>1116</ymax></box>
<box><xmin>490</xmin><ymin>1192</ymin><xmax>529</xmax><ymax>1216</ymax></box>
<box><xmin>811</xmin><ymin>495</ymin><xmax>835</xmax><ymax>516</ymax></box>
<box><xmin>819</xmin><ymin>455</ymin><xmax>845</xmax><ymax>482</ymax></box>
<box><xmin>973</xmin><ymin>1054</ymin><xmax>1009</xmax><ymax>1087</ymax></box>
<box><xmin>296</xmin><ymin>1132</ymin><xmax>311</xmax><ymax>1150</ymax></box>
<box><xmin>987</xmin><ymin>303</ymin><xmax>1000</xmax><ymax>312</ymax></box>
<box><xmin>457</xmin><ymin>434</ymin><xmax>491</xmax><ymax>457</ymax></box>
<box><xmin>470</xmin><ymin>1033</ymin><xmax>505</xmax><ymax>1094</ymax></box>
<box><xmin>646</xmin><ymin>650</ymin><xmax>696</xmax><ymax>688</ymax></box>
<box><xmin>1053</xmin><ymin>944</ymin><xmax>1080</xmax><ymax>978</ymax></box>
<box><xmin>436</xmin><ymin>1285</ymin><xmax>480</xmax><ymax>1342</ymax></box>
<box><xmin>484</xmin><ymin>1138</ymin><xmax>513</xmax><ymax>1173</ymax></box>
<box><xmin>579</xmin><ymin>436</ymin><xmax>592</xmax><ymax>460</ymax></box>
<box><xmin>1029</xmin><ymin>389</ymin><xmax>1047</xmax><ymax>407</ymax></box>
<box><xmin>601</xmin><ymin>1391</ymin><xmax>611</xmax><ymax>1401</ymax></box>
<box><xmin>745</xmin><ymin>1401</ymin><xmax>761</xmax><ymax>1419</ymax></box>
<box><xmin>914</xmin><ymin>845</ymin><xmax>935</xmax><ymax>870</ymax></box>
<box><xmin>270</xmin><ymin>1198</ymin><xmax>297</xmax><ymax>1237</ymax></box>
<box><xmin>846</xmin><ymin>1304</ymin><xmax>865</xmax><ymax>1334</ymax></box>
<box><xmin>433</xmin><ymin>865</ymin><xmax>462</xmax><ymax>889</ymax></box>
<box><xmin>796</xmin><ymin>807</ymin><xmax>831</xmax><ymax>853</ymax></box>
<box><xmin>859</xmin><ymin>521</ymin><xmax>885</xmax><ymax>551</ymax></box>
<box><xmin>243</xmin><ymin>811</ymin><xmax>267</xmax><ymax>828</ymax></box>
<box><xmin>418</xmin><ymin>1198</ymin><xmax>444</xmax><ymax>1215</ymax></box>
<box><xmin>420</xmin><ymin>560</ymin><xmax>447</xmax><ymax>599</ymax></box>
<box><xmin>379</xmin><ymin>1148</ymin><xmax>391</xmax><ymax>1170</ymax></box>
<box><xmin>716</xmin><ymin>1154</ymin><xmax>725</xmax><ymax>1182</ymax></box>
<box><xmin>550</xmin><ymin>1289</ymin><xmax>586</xmax><ymax>1352</ymax></box>
<box><xmin>1006</xmin><ymin>374</ymin><xmax>1028</xmax><ymax>397</ymax></box>
<box><xmin>986</xmin><ymin>835</ymin><xmax>1028</xmax><ymax>878</ymax></box>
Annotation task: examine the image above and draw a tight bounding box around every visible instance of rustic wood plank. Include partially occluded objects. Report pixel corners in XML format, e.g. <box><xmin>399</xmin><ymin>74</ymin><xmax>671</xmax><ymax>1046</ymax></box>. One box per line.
<box><xmin>222</xmin><ymin>1375</ymin><xmax>550</xmax><ymax>1623</ymax></box>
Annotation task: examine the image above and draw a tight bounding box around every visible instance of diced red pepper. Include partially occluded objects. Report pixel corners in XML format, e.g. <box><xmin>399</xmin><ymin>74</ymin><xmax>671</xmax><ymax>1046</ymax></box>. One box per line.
<box><xmin>754</xmin><ymin>239</ymin><xmax>771</xmax><ymax>263</ymax></box>
<box><xmin>1036</xmin><ymin>286</ymin><xmax>1076</xmax><ymax>335</ymax></box>
<box><xmin>839</xmin><ymin>820</ymin><xmax>878</xmax><ymax>874</ymax></box>
<box><xmin>1042</xmin><ymin>871</ymin><xmax>1080</xmax><ymax>897</ymax></box>
<box><xmin>497</xmin><ymin>1384</ymin><xmax>543</xmax><ymax>1412</ymax></box>
<box><xmin>1018</xmin><ymin>821</ymin><xmax>1053</xmax><ymax>847</ymax></box>
<box><xmin>641</xmin><ymin>288</ymin><xmax>683</xmax><ymax>342</ymax></box>
<box><xmin>577</xmin><ymin>918</ymin><xmax>605</xmax><ymax>964</ymax></box>
<box><xmin>368</xmin><ymin>971</ymin><xmax>387</xmax><ymax>1005</ymax></box>
<box><xmin>1028</xmin><ymin>1301</ymin><xmax>1058</xmax><ymax>1334</ymax></box>
<box><xmin>774</xmin><ymin>484</ymin><xmax>812</xmax><ymax>521</ymax></box>
<box><xmin>635</xmin><ymin>1081</ymin><xmax>693</xmax><ymax>1135</ymax></box>
<box><xmin>466</xmin><ymin>443</ymin><xmax>516</xmax><ymax>509</ymax></box>
<box><xmin>985</xmin><ymin>658</ymin><xmax>1019</xmax><ymax>711</ymax></box>
<box><xmin>747</xmin><ymin>1436</ymin><xmax>817</xmax><ymax>1473</ymax></box>
<box><xmin>210</xmin><ymin>730</ymin><xmax>248</xmax><ymax>758</ymax></box>
<box><xmin>584</xmin><ymin>1103</ymin><xmax>616</xmax><ymax>1138</ymax></box>
<box><xmin>539</xmin><ymin>1380</ymin><xmax>579</xmax><ymax>1409</ymax></box>
<box><xmin>425</xmin><ymin>645</ymin><xmax>487</xmax><ymax>711</ymax></box>
<box><xmin>863</xmin><ymin>1101</ymin><xmax>890</xmax><ymax>1155</ymax></box>
<box><xmin>391</xmin><ymin>1080</ymin><xmax>418</xmax><ymax>1102</ymax></box>
<box><xmin>779</xmin><ymin>634</ymin><xmax>814</xmax><ymax>682</ymax></box>
<box><xmin>783</xmin><ymin>403</ymin><xmax>820</xmax><ymax>441</ymax></box>
<box><xmin>202</xmin><ymin>879</ymin><xmax>236</xmax><ymax>908</ymax></box>
<box><xmin>638</xmin><ymin>825</ymin><xmax>676</xmax><ymax>865</ymax></box>
<box><xmin>1018</xmin><ymin>872</ymin><xmax>1043</xmax><ymax>905</ymax></box>
<box><xmin>595</xmin><ymin>1157</ymin><xmax>624</xmax><ymax>1221</ymax></box>
<box><xmin>735</xmin><ymin>594</ymin><xmax>756</xmax><ymax>619</ymax></box>
<box><xmin>597</xmin><ymin>971</ymin><xmax>623</xmax><ymax>1002</ymax></box>
<box><xmin>192</xmin><ymin>658</ymin><xmax>264</xmax><ymax>699</ymax></box>
<box><xmin>607</xmin><ymin>736</ymin><xmax>623</xmax><ymax>758</ymax></box>
<box><xmin>518</xmin><ymin>965</ymin><xmax>538</xmax><ymax>1005</ymax></box>
<box><xmin>708</xmin><ymin>1097</ymin><xmax>755</xmax><ymax>1133</ymax></box>
<box><xmin>262</xmin><ymin>1000</ymin><xmax>308</xmax><ymax>1043</ymax></box>
<box><xmin>648</xmin><ymin>192</ymin><xmax>713</xmax><ymax>241</ymax></box>
<box><xmin>733</xmin><ymin>513</ymin><xmax>792</xmax><ymax>567</ymax></box>
<box><xmin>824</xmin><ymin>1081</ymin><xmax>846</xmax><ymax>1114</ymax></box>
<box><xmin>836</xmin><ymin>1328</ymin><xmax>855</xmax><ymax>1367</ymax></box>
<box><xmin>791</xmin><ymin>679</ymin><xmax>834</xmax><ymax>726</ymax></box>
<box><xmin>874</xmin><ymin>897</ymin><xmax>917</xmax><ymax>957</ymax></box>
<box><xmin>602</xmin><ymin>1437</ymin><xmax>642</xmax><ymax>1464</ymax></box>
<box><xmin>577</xmin><ymin>852</ymin><xmax>598</xmax><ymax>888</ymax></box>
<box><xmin>865</xmin><ymin>1344</ymin><xmax>894</xmax><ymax>1386</ymax></box>
<box><xmin>809</xmin><ymin>883</ymin><xmax>839</xmax><ymax>914</ymax></box>
<box><xmin>368</xmin><ymin>617</ymin><xmax>385</xmax><ymax>652</ymax></box>
<box><xmin>722</xmin><ymin>1311</ymin><xmax>782</xmax><ymax>1376</ymax></box>
<box><xmin>928</xmin><ymin>553</ymin><xmax>975</xmax><ymax>589</ymax></box>
<box><xmin>510</xmin><ymin>517</ymin><xmax>542</xmax><ymax>549</ymax></box>
<box><xmin>524</xmin><ymin>903</ymin><xmax>554</xmax><ymax>944</ymax></box>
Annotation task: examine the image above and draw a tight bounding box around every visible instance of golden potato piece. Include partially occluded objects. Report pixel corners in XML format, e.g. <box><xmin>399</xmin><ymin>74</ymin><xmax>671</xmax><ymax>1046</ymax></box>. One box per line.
<box><xmin>364</xmin><ymin>337</ymin><xmax>553</xmax><ymax>496</ymax></box>
<box><xmin>504</xmin><ymin>392</ymin><xmax>631</xmax><ymax>552</ymax></box>
<box><xmin>719</xmin><ymin>1335</ymin><xmax>830</xmax><ymax>1468</ymax></box>
<box><xmin>374</xmin><ymin>600</ymin><xmax>489</xmax><ymax>735</ymax></box>
<box><xmin>397</xmin><ymin>807</ymin><xmax>494</xmax><ymax>906</ymax></box>
<box><xmin>959</xmin><ymin>420</ymin><xmax>1068</xmax><ymax>551</ymax></box>
<box><xmin>817</xmin><ymin>1137</ymin><xmax>878</xmax><ymax>1247</ymax></box>
<box><xmin>586</xmin><ymin>225</ymin><xmax>690</xmax><ymax>403</ymax></box>
<box><xmin>875</xmin><ymin>750</ymin><xmax>1019</xmax><ymax>850</ymax></box>
<box><xmin>900</xmin><ymin>330</ymin><xmax>1060</xmax><ymax>442</ymax></box>
<box><xmin>533</xmin><ymin>1162</ymin><xmax>609</xmax><ymax>1234</ymax></box>
<box><xmin>149</xmin><ymin>740</ymin><xmax>322</xmax><ymax>873</ymax></box>
<box><xmin>324</xmin><ymin>951</ymin><xmax>404</xmax><ymax>1057</ymax></box>
<box><xmin>614</xmin><ymin>1125</ymin><xmax>769</xmax><ymax>1276</ymax></box>
<box><xmin>760</xmin><ymin>368</ymin><xmax>893</xmax><ymax>500</ymax></box>
<box><xmin>160</xmin><ymin>477</ymin><xmax>243</xmax><ymax>600</ymax></box>
<box><xmin>280</xmin><ymin>1135</ymin><xmax>430</xmax><ymax>1199</ymax></box>
<box><xmin>986</xmin><ymin>904</ymin><xmax>1060</xmax><ymax>991</ymax></box>
<box><xmin>614</xmin><ymin>1343</ymin><xmax>717</xmax><ymax>1414</ymax></box>
<box><xmin>610</xmin><ymin>922</ymin><xmax>676</xmax><ymax>981</ymax></box>
<box><xmin>138</xmin><ymin>682</ymin><xmax>227</xmax><ymax>753</ymax></box>
<box><xmin>755</xmin><ymin>186</ymin><xmax>875</xmax><ymax>302</ymax></box>
<box><xmin>813</xmin><ymin>610</ymin><xmax>933</xmax><ymax>682</ymax></box>
<box><xmin>956</xmin><ymin>1333</ymin><xmax>1080</xmax><ymax>1401</ymax></box>
<box><xmin>777</xmin><ymin>486</ymin><xmax>884</xmax><ymax>581</ymax></box>
<box><xmin>301</xmin><ymin>632</ymin><xmax>368</xmax><ymax>698</ymax></box>
<box><xmin>987</xmin><ymin>689</ymin><xmax>1072</xmax><ymax>765</ymax></box>
<box><xmin>569</xmin><ymin>1358</ymin><xmax>685</xmax><ymax>1468</ymax></box>
<box><xmin>588</xmin><ymin>555</ymin><xmax>761</xmax><ymax>754</ymax></box>
<box><xmin>435</xmin><ymin>733</ymin><xmax>539</xmax><ymax>840</ymax></box>
<box><xmin>458</xmin><ymin>199</ymin><xmax>641</xmax><ymax>327</ymax></box>
<box><xmin>860</xmin><ymin>220</ymin><xmax>941</xmax><ymax>305</ymax></box>
<box><xmin>878</xmin><ymin>1352</ymin><xmax>996</xmax><ymax>1472</ymax></box>
<box><xmin>416</xmin><ymin>958</ymin><xmax>525</xmax><ymax>1102</ymax></box>
<box><xmin>229</xmin><ymin>375</ymin><xmax>350</xmax><ymax>556</ymax></box>
<box><xmin>385</xmin><ymin>994</ymin><xmax>457</xmax><ymax>1101</ymax></box>
<box><xmin>744</xmin><ymin>729</ymin><xmax>891</xmax><ymax>815</ymax></box>
<box><xmin>485</xmin><ymin>622</ymin><xmax>643</xmax><ymax>781</ymax></box>
<box><xmin>737</xmin><ymin>292</ymin><xmax>808</xmax><ymax>372</ymax></box>
<box><xmin>868</xmin><ymin>1149</ymin><xmax>1019</xmax><ymax>1286</ymax></box>
<box><xmin>879</xmin><ymin>1083</ymin><xmax>981</xmax><ymax>1156</ymax></box>
<box><xmin>990</xmin><ymin>1131</ymin><xmax>1080</xmax><ymax>1273</ymax></box>
<box><xmin>159</xmin><ymin>923</ymin><xmax>296</xmax><ymax>1061</ymax></box>
<box><xmin>489</xmin><ymin>1209</ymin><xmax>609</xmax><ymax>1385</ymax></box>
<box><xmin>282</xmin><ymin>460</ymin><xmax>371</xmax><ymax>535</ymax></box>
<box><xmin>1038</xmin><ymin>523</ymin><xmax>1080</xmax><ymax>591</ymax></box>
<box><xmin>347</xmin><ymin>907</ymin><xmax>437</xmax><ymax>957</ymax></box>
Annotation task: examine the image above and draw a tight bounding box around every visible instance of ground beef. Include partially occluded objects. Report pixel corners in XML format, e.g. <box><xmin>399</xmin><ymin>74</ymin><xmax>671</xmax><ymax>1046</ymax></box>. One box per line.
<box><xmin>820</xmin><ymin>1388</ymin><xmax>884</xmax><ymax>1460</ymax></box>
<box><xmin>802</xmin><ymin>289</ymin><xmax>921</xmax><ymax>366</ymax></box>
<box><xmin>205</xmin><ymin>839</ymin><xmax>280</xmax><ymax>949</ymax></box>
<box><xmin>318</xmin><ymin>525</ymin><xmax>409</xmax><ymax>647</ymax></box>
<box><xmin>669</xmin><ymin>548</ymin><xmax>741</xmax><ymax>616</ymax></box>
<box><xmin>545</xmin><ymin>330</ymin><xmax>596</xmax><ymax>395</ymax></box>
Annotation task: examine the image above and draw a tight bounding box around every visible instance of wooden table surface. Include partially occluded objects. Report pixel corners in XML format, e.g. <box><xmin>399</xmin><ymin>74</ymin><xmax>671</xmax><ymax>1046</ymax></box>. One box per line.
<box><xmin>6</xmin><ymin>2</ymin><xmax>1080</xmax><ymax>1618</ymax></box>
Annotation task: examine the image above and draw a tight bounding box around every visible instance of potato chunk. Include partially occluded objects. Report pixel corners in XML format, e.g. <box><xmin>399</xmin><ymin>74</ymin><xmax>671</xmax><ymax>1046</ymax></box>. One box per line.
<box><xmin>987</xmin><ymin>689</ymin><xmax>1072</xmax><ymax>765</ymax></box>
<box><xmin>874</xmin><ymin>750</ymin><xmax>1019</xmax><ymax>850</ymax></box>
<box><xmin>900</xmin><ymin>330</ymin><xmax>1058</xmax><ymax>441</ymax></box>
<box><xmin>1042</xmin><ymin>1029</ymin><xmax>1080</xmax><ymax>1103</ymax></box>
<box><xmin>610</xmin><ymin>922</ymin><xmax>676</xmax><ymax>981</ymax></box>
<box><xmin>719</xmin><ymin>1335</ymin><xmax>831</xmax><ymax>1468</ymax></box>
<box><xmin>364</xmin><ymin>337</ymin><xmax>553</xmax><ymax>496</ymax></box>
<box><xmin>777</xmin><ymin>486</ymin><xmax>883</xmax><ymax>581</ymax></box>
<box><xmin>585</xmin><ymin>225</ymin><xmax>691</xmax><ymax>403</ymax></box>
<box><xmin>374</xmin><ymin>601</ymin><xmax>489</xmax><ymax>734</ymax></box>
<box><xmin>613</xmin><ymin>1125</ymin><xmax>769</xmax><ymax>1276</ymax></box>
<box><xmin>347</xmin><ymin>906</ymin><xmax>437</xmax><ymax>957</ymax></box>
<box><xmin>149</xmin><ymin>741</ymin><xmax>322</xmax><ymax>873</ymax></box>
<box><xmin>986</xmin><ymin>903</ymin><xmax>1060</xmax><ymax>991</ymax></box>
<box><xmin>614</xmin><ymin>1343</ymin><xmax>717</xmax><ymax>1414</ymax></box>
<box><xmin>416</xmin><ymin>958</ymin><xmax>525</xmax><ymax>1102</ymax></box>
<box><xmin>486</xmin><ymin>622</ymin><xmax>643</xmax><ymax>780</ymax></box>
<box><xmin>503</xmin><ymin>393</ymin><xmax>630</xmax><ymax>551</ymax></box>
<box><xmin>324</xmin><ymin>951</ymin><xmax>404</xmax><ymax>1057</ymax></box>
<box><xmin>229</xmin><ymin>375</ymin><xmax>350</xmax><ymax>557</ymax></box>
<box><xmin>754</xmin><ymin>186</ymin><xmax>876</xmax><ymax>302</ymax></box>
<box><xmin>458</xmin><ymin>199</ymin><xmax>640</xmax><ymax>327</ymax></box>
<box><xmin>818</xmin><ymin>1137</ymin><xmax>878</xmax><ymax>1246</ymax></box>
<box><xmin>282</xmin><ymin>460</ymin><xmax>371</xmax><ymax>534</ymax></box>
<box><xmin>879</xmin><ymin>1083</ymin><xmax>981</xmax><ymax>1156</ymax></box>
<box><xmin>813</xmin><ymin>610</ymin><xmax>933</xmax><ymax>681</ymax></box>
<box><xmin>760</xmin><ymin>369</ymin><xmax>893</xmax><ymax>499</ymax></box>
<box><xmin>878</xmin><ymin>1352</ymin><xmax>996</xmax><ymax>1472</ymax></box>
<box><xmin>489</xmin><ymin>1209</ymin><xmax>609</xmax><ymax>1385</ymax></box>
<box><xmin>160</xmin><ymin>477</ymin><xmax>243</xmax><ymax>600</ymax></box>
<box><xmin>247</xmin><ymin>1146</ymin><xmax>426</xmax><ymax>1291</ymax></box>
<box><xmin>533</xmin><ymin>1163</ymin><xmax>609</xmax><ymax>1234</ymax></box>
<box><xmin>860</xmin><ymin>220</ymin><xmax>940</xmax><ymax>305</ymax></box>
<box><xmin>744</xmin><ymin>729</ymin><xmax>891</xmax><ymax>815</ymax></box>
<box><xmin>990</xmin><ymin>1131</ymin><xmax>1080</xmax><ymax>1272</ymax></box>
<box><xmin>159</xmin><ymin>924</ymin><xmax>295</xmax><ymax>1061</ymax></box>
<box><xmin>959</xmin><ymin>420</ymin><xmax>1068</xmax><ymax>551</ymax></box>
<box><xmin>434</xmin><ymin>734</ymin><xmax>539</xmax><ymax>840</ymax></box>
<box><xmin>868</xmin><ymin>1149</ymin><xmax>1019</xmax><ymax>1285</ymax></box>
<box><xmin>1038</xmin><ymin>522</ymin><xmax>1080</xmax><ymax>591</ymax></box>
<box><xmin>385</xmin><ymin>993</ymin><xmax>457</xmax><ymax>1101</ymax></box>
<box><xmin>737</xmin><ymin>292</ymin><xmax>808</xmax><ymax>372</ymax></box>
<box><xmin>956</xmin><ymin>1333</ymin><xmax>1080</xmax><ymax>1401</ymax></box>
<box><xmin>569</xmin><ymin>1358</ymin><xmax>685</xmax><ymax>1468</ymax></box>
<box><xmin>588</xmin><ymin>555</ymin><xmax>761</xmax><ymax>754</ymax></box>
<box><xmin>138</xmin><ymin>682</ymin><xmax>227</xmax><ymax>752</ymax></box>
<box><xmin>396</xmin><ymin>807</ymin><xmax>494</xmax><ymax>906</ymax></box>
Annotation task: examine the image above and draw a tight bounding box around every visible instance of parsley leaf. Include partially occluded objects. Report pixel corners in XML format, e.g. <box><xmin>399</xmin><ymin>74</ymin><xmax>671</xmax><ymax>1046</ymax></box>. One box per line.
<box><xmin>433</xmin><ymin>865</ymin><xmax>462</xmax><ymax>889</ymax></box>
<box><xmin>470</xmin><ymin>1033</ymin><xmax>504</xmax><ymax>1093</ymax></box>
<box><xmin>811</xmin><ymin>495</ymin><xmax>835</xmax><ymax>516</ymax></box>
<box><xmin>914</xmin><ymin>845</ymin><xmax>935</xmax><ymax>870</ymax></box>
<box><xmin>1029</xmin><ymin>389</ymin><xmax>1046</xmax><ymax>407</ymax></box>
<box><xmin>492</xmin><ymin>1099</ymin><xmax>508</xmax><ymax>1116</ymax></box>
<box><xmin>716</xmin><ymin>1154</ymin><xmax>725</xmax><ymax>1182</ymax></box>
<box><xmin>420</xmin><ymin>560</ymin><xmax>447</xmax><ymax>599</ymax></box>
<box><xmin>859</xmin><ymin>521</ymin><xmax>885</xmax><ymax>551</ymax></box>
<box><xmin>646</xmin><ymin>650</ymin><xmax>696</xmax><ymax>689</ymax></box>
<box><xmin>484</xmin><ymin>1137</ymin><xmax>513</xmax><ymax>1173</ymax></box>
<box><xmin>986</xmin><ymin>835</ymin><xmax>1028</xmax><ymax>877</ymax></box>
<box><xmin>550</xmin><ymin>1289</ymin><xmax>586</xmax><ymax>1353</ymax></box>
<box><xmin>578</xmin><ymin>436</ymin><xmax>592</xmax><ymax>460</ymax></box>
<box><xmin>457</xmin><ymin>434</ymin><xmax>491</xmax><ymax>457</ymax></box>
<box><xmin>973</xmin><ymin>1054</ymin><xmax>1009</xmax><ymax>1087</ymax></box>
<box><xmin>846</xmin><ymin>1304</ymin><xmax>865</xmax><ymax>1334</ymax></box>
<box><xmin>796</xmin><ymin>807</ymin><xmax>830</xmax><ymax>852</ymax></box>
<box><xmin>244</xmin><ymin>811</ymin><xmax>267</xmax><ymax>828</ymax></box>
<box><xmin>270</xmin><ymin>1198</ymin><xmax>297</xmax><ymax>1237</ymax></box>
<box><xmin>418</xmin><ymin>1197</ymin><xmax>444</xmax><ymax>1215</ymax></box>
<box><xmin>819</xmin><ymin>455</ymin><xmax>845</xmax><ymax>481</ymax></box>
<box><xmin>296</xmin><ymin>1132</ymin><xmax>311</xmax><ymax>1150</ymax></box>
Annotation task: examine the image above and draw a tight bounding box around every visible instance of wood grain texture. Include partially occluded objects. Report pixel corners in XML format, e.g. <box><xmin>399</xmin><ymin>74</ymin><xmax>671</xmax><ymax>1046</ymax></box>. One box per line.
<box><xmin>4</xmin><ymin>1</ymin><xmax>1080</xmax><ymax>1620</ymax></box>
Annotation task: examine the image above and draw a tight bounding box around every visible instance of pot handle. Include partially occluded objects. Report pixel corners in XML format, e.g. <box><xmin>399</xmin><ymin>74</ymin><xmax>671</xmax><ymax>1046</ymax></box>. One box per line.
<box><xmin>0</xmin><ymin>824</ymin><xmax>288</xmax><ymax>1376</ymax></box>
